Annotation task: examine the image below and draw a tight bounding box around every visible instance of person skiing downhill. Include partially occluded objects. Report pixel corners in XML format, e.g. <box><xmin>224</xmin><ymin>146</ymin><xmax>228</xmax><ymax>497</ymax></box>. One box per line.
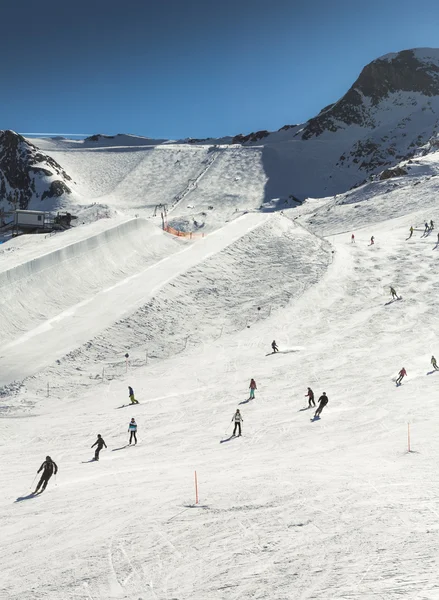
<box><xmin>91</xmin><ymin>434</ymin><xmax>107</xmax><ymax>461</ymax></box>
<box><xmin>431</xmin><ymin>356</ymin><xmax>439</xmax><ymax>371</ymax></box>
<box><xmin>424</xmin><ymin>222</ymin><xmax>429</xmax><ymax>235</ymax></box>
<box><xmin>370</xmin><ymin>236</ymin><xmax>375</xmax><ymax>245</ymax></box>
<box><xmin>305</xmin><ymin>387</ymin><xmax>315</xmax><ymax>407</ymax></box>
<box><xmin>408</xmin><ymin>226</ymin><xmax>414</xmax><ymax>239</ymax></box>
<box><xmin>249</xmin><ymin>379</ymin><xmax>257</xmax><ymax>400</ymax></box>
<box><xmin>390</xmin><ymin>286</ymin><xmax>399</xmax><ymax>300</ymax></box>
<box><xmin>271</xmin><ymin>340</ymin><xmax>279</xmax><ymax>353</ymax></box>
<box><xmin>314</xmin><ymin>393</ymin><xmax>328</xmax><ymax>418</ymax></box>
<box><xmin>34</xmin><ymin>456</ymin><xmax>58</xmax><ymax>494</ymax></box>
<box><xmin>232</xmin><ymin>409</ymin><xmax>243</xmax><ymax>437</ymax></box>
<box><xmin>128</xmin><ymin>418</ymin><xmax>137</xmax><ymax>445</ymax></box>
<box><xmin>430</xmin><ymin>220</ymin><xmax>434</xmax><ymax>231</ymax></box>
<box><xmin>351</xmin><ymin>234</ymin><xmax>355</xmax><ymax>243</ymax></box>
<box><xmin>396</xmin><ymin>367</ymin><xmax>407</xmax><ymax>386</ymax></box>
<box><xmin>128</xmin><ymin>386</ymin><xmax>139</xmax><ymax>404</ymax></box>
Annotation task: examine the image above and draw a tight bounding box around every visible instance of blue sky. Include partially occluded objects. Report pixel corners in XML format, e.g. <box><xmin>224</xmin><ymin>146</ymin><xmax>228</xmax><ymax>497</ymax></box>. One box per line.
<box><xmin>2</xmin><ymin>0</ymin><xmax>439</xmax><ymax>139</ymax></box>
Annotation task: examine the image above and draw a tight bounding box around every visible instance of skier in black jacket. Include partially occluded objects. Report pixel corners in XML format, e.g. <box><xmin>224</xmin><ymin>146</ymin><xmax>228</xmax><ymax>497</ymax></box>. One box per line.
<box><xmin>91</xmin><ymin>434</ymin><xmax>107</xmax><ymax>461</ymax></box>
<box><xmin>34</xmin><ymin>456</ymin><xmax>58</xmax><ymax>494</ymax></box>
<box><xmin>314</xmin><ymin>393</ymin><xmax>328</xmax><ymax>417</ymax></box>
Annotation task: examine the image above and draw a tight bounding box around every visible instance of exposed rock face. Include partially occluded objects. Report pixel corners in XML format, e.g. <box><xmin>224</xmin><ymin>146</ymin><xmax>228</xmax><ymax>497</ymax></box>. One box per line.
<box><xmin>379</xmin><ymin>166</ymin><xmax>409</xmax><ymax>180</ymax></box>
<box><xmin>300</xmin><ymin>49</ymin><xmax>439</xmax><ymax>140</ymax></box>
<box><xmin>0</xmin><ymin>130</ymin><xmax>72</xmax><ymax>210</ymax></box>
<box><xmin>232</xmin><ymin>130</ymin><xmax>270</xmax><ymax>144</ymax></box>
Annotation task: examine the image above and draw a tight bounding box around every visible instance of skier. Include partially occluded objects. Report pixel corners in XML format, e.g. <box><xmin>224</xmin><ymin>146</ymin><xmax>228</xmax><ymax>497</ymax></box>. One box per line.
<box><xmin>128</xmin><ymin>385</ymin><xmax>139</xmax><ymax>404</ymax></box>
<box><xmin>314</xmin><ymin>393</ymin><xmax>328</xmax><ymax>418</ymax></box>
<box><xmin>91</xmin><ymin>434</ymin><xmax>107</xmax><ymax>461</ymax></box>
<box><xmin>390</xmin><ymin>286</ymin><xmax>399</xmax><ymax>300</ymax></box>
<box><xmin>408</xmin><ymin>226</ymin><xmax>414</xmax><ymax>239</ymax></box>
<box><xmin>232</xmin><ymin>409</ymin><xmax>243</xmax><ymax>437</ymax></box>
<box><xmin>370</xmin><ymin>236</ymin><xmax>374</xmax><ymax>245</ymax></box>
<box><xmin>128</xmin><ymin>418</ymin><xmax>137</xmax><ymax>445</ymax></box>
<box><xmin>271</xmin><ymin>340</ymin><xmax>279</xmax><ymax>353</ymax></box>
<box><xmin>396</xmin><ymin>367</ymin><xmax>407</xmax><ymax>386</ymax></box>
<box><xmin>424</xmin><ymin>222</ymin><xmax>429</xmax><ymax>235</ymax></box>
<box><xmin>34</xmin><ymin>456</ymin><xmax>58</xmax><ymax>494</ymax></box>
<box><xmin>249</xmin><ymin>379</ymin><xmax>257</xmax><ymax>400</ymax></box>
<box><xmin>430</xmin><ymin>220</ymin><xmax>434</xmax><ymax>231</ymax></box>
<box><xmin>431</xmin><ymin>356</ymin><xmax>439</xmax><ymax>371</ymax></box>
<box><xmin>305</xmin><ymin>387</ymin><xmax>315</xmax><ymax>408</ymax></box>
<box><xmin>351</xmin><ymin>234</ymin><xmax>355</xmax><ymax>243</ymax></box>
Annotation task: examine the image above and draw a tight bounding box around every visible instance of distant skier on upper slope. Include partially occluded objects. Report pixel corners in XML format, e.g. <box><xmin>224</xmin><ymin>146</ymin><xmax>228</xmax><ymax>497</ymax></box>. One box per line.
<box><xmin>271</xmin><ymin>340</ymin><xmax>279</xmax><ymax>354</ymax></box>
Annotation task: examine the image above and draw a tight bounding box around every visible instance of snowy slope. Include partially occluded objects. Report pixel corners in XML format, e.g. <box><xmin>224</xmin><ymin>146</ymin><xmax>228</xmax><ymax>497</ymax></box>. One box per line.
<box><xmin>2</xmin><ymin>183</ymin><xmax>439</xmax><ymax>597</ymax></box>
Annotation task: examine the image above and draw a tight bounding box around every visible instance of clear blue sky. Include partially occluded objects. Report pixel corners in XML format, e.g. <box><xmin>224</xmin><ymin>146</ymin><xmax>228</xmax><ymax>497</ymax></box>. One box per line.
<box><xmin>2</xmin><ymin>0</ymin><xmax>439</xmax><ymax>139</ymax></box>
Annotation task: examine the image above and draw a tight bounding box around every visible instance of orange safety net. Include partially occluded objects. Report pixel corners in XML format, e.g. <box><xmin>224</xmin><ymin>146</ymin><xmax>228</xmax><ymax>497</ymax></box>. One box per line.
<box><xmin>164</xmin><ymin>225</ymin><xmax>205</xmax><ymax>239</ymax></box>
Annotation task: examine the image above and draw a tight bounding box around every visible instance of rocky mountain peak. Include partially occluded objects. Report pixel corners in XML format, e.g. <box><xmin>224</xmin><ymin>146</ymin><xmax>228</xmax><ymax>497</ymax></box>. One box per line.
<box><xmin>0</xmin><ymin>130</ymin><xmax>73</xmax><ymax>211</ymax></box>
<box><xmin>300</xmin><ymin>49</ymin><xmax>439</xmax><ymax>140</ymax></box>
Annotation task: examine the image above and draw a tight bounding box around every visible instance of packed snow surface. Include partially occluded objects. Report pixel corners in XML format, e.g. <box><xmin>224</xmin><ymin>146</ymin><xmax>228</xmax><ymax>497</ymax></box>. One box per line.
<box><xmin>2</xmin><ymin>143</ymin><xmax>439</xmax><ymax>599</ymax></box>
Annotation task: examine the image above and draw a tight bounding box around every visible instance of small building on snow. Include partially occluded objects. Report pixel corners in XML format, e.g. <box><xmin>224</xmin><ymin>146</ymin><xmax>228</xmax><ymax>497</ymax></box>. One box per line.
<box><xmin>14</xmin><ymin>210</ymin><xmax>49</xmax><ymax>230</ymax></box>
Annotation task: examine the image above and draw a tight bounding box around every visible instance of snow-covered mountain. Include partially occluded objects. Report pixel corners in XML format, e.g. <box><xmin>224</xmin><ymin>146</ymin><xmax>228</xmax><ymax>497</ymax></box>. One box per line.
<box><xmin>0</xmin><ymin>130</ymin><xmax>74</xmax><ymax>213</ymax></box>
<box><xmin>3</xmin><ymin>47</ymin><xmax>439</xmax><ymax>221</ymax></box>
<box><xmin>229</xmin><ymin>48</ymin><xmax>439</xmax><ymax>197</ymax></box>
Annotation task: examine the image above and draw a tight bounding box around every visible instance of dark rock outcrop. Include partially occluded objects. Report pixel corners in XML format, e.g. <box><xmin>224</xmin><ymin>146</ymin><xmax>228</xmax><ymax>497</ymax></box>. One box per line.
<box><xmin>0</xmin><ymin>130</ymin><xmax>72</xmax><ymax>210</ymax></box>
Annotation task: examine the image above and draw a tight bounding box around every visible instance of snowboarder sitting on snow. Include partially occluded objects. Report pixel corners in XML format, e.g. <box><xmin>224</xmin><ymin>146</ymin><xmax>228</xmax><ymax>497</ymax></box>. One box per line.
<box><xmin>431</xmin><ymin>356</ymin><xmax>438</xmax><ymax>371</ymax></box>
<box><xmin>271</xmin><ymin>340</ymin><xmax>279</xmax><ymax>353</ymax></box>
<box><xmin>314</xmin><ymin>393</ymin><xmax>328</xmax><ymax>418</ymax></box>
<box><xmin>34</xmin><ymin>456</ymin><xmax>58</xmax><ymax>494</ymax></box>
<box><xmin>390</xmin><ymin>286</ymin><xmax>399</xmax><ymax>300</ymax></box>
<box><xmin>128</xmin><ymin>418</ymin><xmax>137</xmax><ymax>445</ymax></box>
<box><xmin>232</xmin><ymin>409</ymin><xmax>243</xmax><ymax>437</ymax></box>
<box><xmin>91</xmin><ymin>434</ymin><xmax>107</xmax><ymax>461</ymax></box>
<box><xmin>305</xmin><ymin>387</ymin><xmax>315</xmax><ymax>407</ymax></box>
<box><xmin>128</xmin><ymin>386</ymin><xmax>139</xmax><ymax>404</ymax></box>
<box><xmin>396</xmin><ymin>367</ymin><xmax>407</xmax><ymax>385</ymax></box>
<box><xmin>249</xmin><ymin>379</ymin><xmax>257</xmax><ymax>400</ymax></box>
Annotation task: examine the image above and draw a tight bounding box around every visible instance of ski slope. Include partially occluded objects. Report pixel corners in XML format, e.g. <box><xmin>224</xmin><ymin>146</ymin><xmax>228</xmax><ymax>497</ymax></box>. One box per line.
<box><xmin>1</xmin><ymin>151</ymin><xmax>439</xmax><ymax>598</ymax></box>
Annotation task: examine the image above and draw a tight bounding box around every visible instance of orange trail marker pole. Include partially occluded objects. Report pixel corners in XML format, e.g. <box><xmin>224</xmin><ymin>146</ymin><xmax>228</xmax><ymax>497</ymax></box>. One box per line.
<box><xmin>408</xmin><ymin>423</ymin><xmax>411</xmax><ymax>453</ymax></box>
<box><xmin>194</xmin><ymin>471</ymin><xmax>199</xmax><ymax>504</ymax></box>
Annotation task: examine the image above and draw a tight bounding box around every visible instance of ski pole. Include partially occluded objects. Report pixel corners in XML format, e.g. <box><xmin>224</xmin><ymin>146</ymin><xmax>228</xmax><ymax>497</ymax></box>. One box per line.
<box><xmin>29</xmin><ymin>473</ymin><xmax>37</xmax><ymax>490</ymax></box>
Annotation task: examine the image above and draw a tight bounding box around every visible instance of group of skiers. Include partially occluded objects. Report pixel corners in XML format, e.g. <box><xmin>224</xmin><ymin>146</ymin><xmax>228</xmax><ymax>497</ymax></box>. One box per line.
<box><xmin>407</xmin><ymin>220</ymin><xmax>436</xmax><ymax>239</ymax></box>
<box><xmin>351</xmin><ymin>234</ymin><xmax>374</xmax><ymax>245</ymax></box>
<box><xmin>30</xmin><ymin>387</ymin><xmax>141</xmax><ymax>493</ymax></box>
<box><xmin>31</xmin><ymin>329</ymin><xmax>438</xmax><ymax>492</ymax></box>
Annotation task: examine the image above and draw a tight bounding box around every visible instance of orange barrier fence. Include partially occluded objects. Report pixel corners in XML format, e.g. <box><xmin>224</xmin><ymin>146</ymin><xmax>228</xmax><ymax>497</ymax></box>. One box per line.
<box><xmin>164</xmin><ymin>225</ymin><xmax>205</xmax><ymax>239</ymax></box>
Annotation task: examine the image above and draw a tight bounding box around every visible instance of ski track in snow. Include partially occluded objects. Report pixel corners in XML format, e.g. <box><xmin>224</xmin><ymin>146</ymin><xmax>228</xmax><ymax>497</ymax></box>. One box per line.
<box><xmin>2</xmin><ymin>142</ymin><xmax>439</xmax><ymax>598</ymax></box>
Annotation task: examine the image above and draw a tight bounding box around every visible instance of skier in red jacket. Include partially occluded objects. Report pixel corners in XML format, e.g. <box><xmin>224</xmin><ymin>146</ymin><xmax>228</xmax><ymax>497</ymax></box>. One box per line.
<box><xmin>249</xmin><ymin>379</ymin><xmax>257</xmax><ymax>400</ymax></box>
<box><xmin>305</xmin><ymin>387</ymin><xmax>315</xmax><ymax>407</ymax></box>
<box><xmin>396</xmin><ymin>367</ymin><xmax>407</xmax><ymax>386</ymax></box>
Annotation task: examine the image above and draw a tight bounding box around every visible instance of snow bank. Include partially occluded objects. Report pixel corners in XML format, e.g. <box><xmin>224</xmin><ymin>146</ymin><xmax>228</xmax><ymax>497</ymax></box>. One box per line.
<box><xmin>0</xmin><ymin>218</ymin><xmax>180</xmax><ymax>344</ymax></box>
